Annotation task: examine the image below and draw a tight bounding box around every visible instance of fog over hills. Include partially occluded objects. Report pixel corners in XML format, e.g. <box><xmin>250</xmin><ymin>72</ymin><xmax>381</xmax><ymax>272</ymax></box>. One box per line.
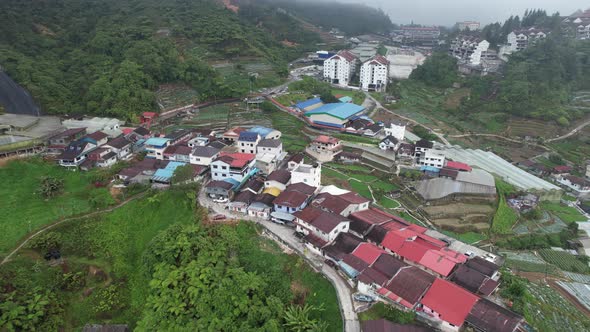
<box><xmin>321</xmin><ymin>0</ymin><xmax>589</xmax><ymax>26</ymax></box>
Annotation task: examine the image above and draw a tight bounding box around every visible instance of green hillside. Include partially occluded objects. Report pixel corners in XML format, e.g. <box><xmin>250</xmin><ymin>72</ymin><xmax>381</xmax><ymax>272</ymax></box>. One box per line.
<box><xmin>0</xmin><ymin>0</ymin><xmax>315</xmax><ymax>120</ymax></box>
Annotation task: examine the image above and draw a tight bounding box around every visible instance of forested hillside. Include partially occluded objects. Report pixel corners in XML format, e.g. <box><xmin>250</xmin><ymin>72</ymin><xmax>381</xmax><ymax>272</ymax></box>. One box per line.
<box><xmin>241</xmin><ymin>0</ymin><xmax>394</xmax><ymax>35</ymax></box>
<box><xmin>0</xmin><ymin>0</ymin><xmax>314</xmax><ymax>120</ymax></box>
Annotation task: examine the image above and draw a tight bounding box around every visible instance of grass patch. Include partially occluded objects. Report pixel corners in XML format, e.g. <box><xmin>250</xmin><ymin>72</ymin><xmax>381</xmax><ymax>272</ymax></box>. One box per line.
<box><xmin>0</xmin><ymin>158</ymin><xmax>117</xmax><ymax>258</ymax></box>
<box><xmin>349</xmin><ymin>180</ymin><xmax>372</xmax><ymax>200</ymax></box>
<box><xmin>491</xmin><ymin>196</ymin><xmax>519</xmax><ymax>234</ymax></box>
<box><xmin>333</xmin><ymin>133</ymin><xmax>379</xmax><ymax>145</ymax></box>
<box><xmin>268</xmin><ymin>109</ymin><xmax>309</xmax><ymax>152</ymax></box>
<box><xmin>541</xmin><ymin>202</ymin><xmax>587</xmax><ymax>223</ymax></box>
<box><xmin>380</xmin><ymin>196</ymin><xmax>400</xmax><ymax>209</ymax></box>
<box><xmin>562</xmin><ymin>194</ymin><xmax>577</xmax><ymax>202</ymax></box>
<box><xmin>358</xmin><ymin>302</ymin><xmax>417</xmax><ymax>325</ymax></box>
<box><xmin>331</xmin><ymin>88</ymin><xmax>365</xmax><ymax>105</ymax></box>
<box><xmin>274</xmin><ymin>93</ymin><xmax>311</xmax><ymax>106</ymax></box>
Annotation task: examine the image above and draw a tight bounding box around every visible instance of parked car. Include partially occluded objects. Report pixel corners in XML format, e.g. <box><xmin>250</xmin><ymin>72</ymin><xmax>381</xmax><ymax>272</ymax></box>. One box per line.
<box><xmin>213</xmin><ymin>197</ymin><xmax>228</xmax><ymax>203</ymax></box>
<box><xmin>212</xmin><ymin>214</ymin><xmax>226</xmax><ymax>221</ymax></box>
<box><xmin>353</xmin><ymin>293</ymin><xmax>375</xmax><ymax>303</ymax></box>
<box><xmin>294</xmin><ymin>231</ymin><xmax>305</xmax><ymax>239</ymax></box>
<box><xmin>324</xmin><ymin>259</ymin><xmax>336</xmax><ymax>268</ymax></box>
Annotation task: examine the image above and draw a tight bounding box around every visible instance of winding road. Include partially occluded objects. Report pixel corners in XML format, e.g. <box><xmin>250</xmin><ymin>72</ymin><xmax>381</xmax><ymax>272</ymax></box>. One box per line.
<box><xmin>198</xmin><ymin>187</ymin><xmax>361</xmax><ymax>332</ymax></box>
<box><xmin>546</xmin><ymin>119</ymin><xmax>590</xmax><ymax>143</ymax></box>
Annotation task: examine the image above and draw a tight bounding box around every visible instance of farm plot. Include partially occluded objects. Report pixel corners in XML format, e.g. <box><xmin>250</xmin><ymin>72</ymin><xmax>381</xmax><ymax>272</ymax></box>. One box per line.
<box><xmin>541</xmin><ymin>202</ymin><xmax>588</xmax><ymax>223</ymax></box>
<box><xmin>525</xmin><ymin>281</ymin><xmax>590</xmax><ymax>332</ymax></box>
<box><xmin>156</xmin><ymin>84</ymin><xmax>199</xmax><ymax>111</ymax></box>
<box><xmin>177</xmin><ymin>104</ymin><xmax>273</xmax><ymax>132</ymax></box>
<box><xmin>539</xmin><ymin>249</ymin><xmax>590</xmax><ymax>274</ymax></box>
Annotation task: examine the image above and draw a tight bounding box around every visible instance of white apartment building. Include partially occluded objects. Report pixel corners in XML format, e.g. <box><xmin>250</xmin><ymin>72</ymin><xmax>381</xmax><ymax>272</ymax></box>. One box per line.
<box><xmin>359</xmin><ymin>55</ymin><xmax>390</xmax><ymax>92</ymax></box>
<box><xmin>505</xmin><ymin>29</ymin><xmax>547</xmax><ymax>53</ymax></box>
<box><xmin>449</xmin><ymin>36</ymin><xmax>489</xmax><ymax>65</ymax></box>
<box><xmin>210</xmin><ymin>153</ymin><xmax>256</xmax><ymax>182</ymax></box>
<box><xmin>291</xmin><ymin>163</ymin><xmax>322</xmax><ymax>188</ymax></box>
<box><xmin>323</xmin><ymin>50</ymin><xmax>359</xmax><ymax>86</ymax></box>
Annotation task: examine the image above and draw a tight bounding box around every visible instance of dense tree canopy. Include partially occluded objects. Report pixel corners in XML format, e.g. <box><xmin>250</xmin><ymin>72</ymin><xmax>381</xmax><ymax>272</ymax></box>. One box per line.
<box><xmin>0</xmin><ymin>0</ymin><xmax>308</xmax><ymax>120</ymax></box>
<box><xmin>409</xmin><ymin>53</ymin><xmax>458</xmax><ymax>88</ymax></box>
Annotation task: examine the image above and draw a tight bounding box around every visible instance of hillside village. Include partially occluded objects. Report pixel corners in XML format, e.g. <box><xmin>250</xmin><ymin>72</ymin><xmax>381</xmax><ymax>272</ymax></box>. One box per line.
<box><xmin>1</xmin><ymin>1</ymin><xmax>590</xmax><ymax>331</ymax></box>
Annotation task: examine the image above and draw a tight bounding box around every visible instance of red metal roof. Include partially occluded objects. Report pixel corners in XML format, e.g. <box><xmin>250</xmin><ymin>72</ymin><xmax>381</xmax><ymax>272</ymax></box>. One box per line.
<box><xmin>418</xmin><ymin>250</ymin><xmax>458</xmax><ymax>277</ymax></box>
<box><xmin>273</xmin><ymin>190</ymin><xmax>309</xmax><ymax>208</ymax></box>
<box><xmin>314</xmin><ymin>135</ymin><xmax>340</xmax><ymax>145</ymax></box>
<box><xmin>338</xmin><ymin>191</ymin><xmax>370</xmax><ymax>204</ymax></box>
<box><xmin>352</xmin><ymin>243</ymin><xmax>385</xmax><ymax>265</ymax></box>
<box><xmin>445</xmin><ymin>161</ymin><xmax>472</xmax><ymax>172</ymax></box>
<box><xmin>217</xmin><ymin>152</ymin><xmax>255</xmax><ymax>168</ymax></box>
<box><xmin>553</xmin><ymin>165</ymin><xmax>572</xmax><ymax>173</ymax></box>
<box><xmin>350</xmin><ymin>208</ymin><xmax>410</xmax><ymax>226</ymax></box>
<box><xmin>421</xmin><ymin>279</ymin><xmax>479</xmax><ymax>327</ymax></box>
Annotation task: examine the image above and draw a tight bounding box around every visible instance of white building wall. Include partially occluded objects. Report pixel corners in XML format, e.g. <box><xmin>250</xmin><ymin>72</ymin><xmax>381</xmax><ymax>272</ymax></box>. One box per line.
<box><xmin>323</xmin><ymin>57</ymin><xmax>354</xmax><ymax>86</ymax></box>
<box><xmin>291</xmin><ymin>163</ymin><xmax>322</xmax><ymax>188</ymax></box>
<box><xmin>359</xmin><ymin>61</ymin><xmax>389</xmax><ymax>91</ymax></box>
<box><xmin>189</xmin><ymin>154</ymin><xmax>215</xmax><ymax>166</ymax></box>
<box><xmin>384</xmin><ymin>123</ymin><xmax>406</xmax><ymax>142</ymax></box>
<box><xmin>470</xmin><ymin>40</ymin><xmax>489</xmax><ymax>65</ymax></box>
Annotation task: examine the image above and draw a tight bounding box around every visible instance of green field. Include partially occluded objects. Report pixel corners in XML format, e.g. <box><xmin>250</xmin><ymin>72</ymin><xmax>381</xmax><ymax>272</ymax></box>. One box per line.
<box><xmin>539</xmin><ymin>249</ymin><xmax>590</xmax><ymax>274</ymax></box>
<box><xmin>540</xmin><ymin>202</ymin><xmax>587</xmax><ymax>223</ymax></box>
<box><xmin>380</xmin><ymin>196</ymin><xmax>401</xmax><ymax>209</ymax></box>
<box><xmin>491</xmin><ymin>196</ymin><xmax>519</xmax><ymax>234</ymax></box>
<box><xmin>274</xmin><ymin>93</ymin><xmax>311</xmax><ymax>106</ymax></box>
<box><xmin>0</xmin><ymin>158</ymin><xmax>116</xmax><ymax>258</ymax></box>
<box><xmin>0</xmin><ymin>185</ymin><xmax>341</xmax><ymax>330</ymax></box>
<box><xmin>358</xmin><ymin>302</ymin><xmax>417</xmax><ymax>325</ymax></box>
<box><xmin>331</xmin><ymin>88</ymin><xmax>365</xmax><ymax>105</ymax></box>
<box><xmin>268</xmin><ymin>109</ymin><xmax>309</xmax><ymax>152</ymax></box>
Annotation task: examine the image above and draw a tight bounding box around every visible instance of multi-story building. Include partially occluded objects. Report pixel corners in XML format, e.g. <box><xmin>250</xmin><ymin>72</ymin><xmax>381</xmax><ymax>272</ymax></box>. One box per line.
<box><xmin>323</xmin><ymin>50</ymin><xmax>359</xmax><ymax>86</ymax></box>
<box><xmin>144</xmin><ymin>137</ymin><xmax>171</xmax><ymax>160</ymax></box>
<box><xmin>237</xmin><ymin>131</ymin><xmax>260</xmax><ymax>154</ymax></box>
<box><xmin>418</xmin><ymin>149</ymin><xmax>446</xmax><ymax>169</ymax></box>
<box><xmin>291</xmin><ymin>163</ymin><xmax>322</xmax><ymax>188</ymax></box>
<box><xmin>305</xmin><ymin>135</ymin><xmax>342</xmax><ymax>162</ymax></box>
<box><xmin>562</xmin><ymin>9</ymin><xmax>590</xmax><ymax>40</ymax></box>
<box><xmin>456</xmin><ymin>21</ymin><xmax>480</xmax><ymax>31</ymax></box>
<box><xmin>449</xmin><ymin>36</ymin><xmax>489</xmax><ymax>65</ymax></box>
<box><xmin>210</xmin><ymin>152</ymin><xmax>256</xmax><ymax>183</ymax></box>
<box><xmin>359</xmin><ymin>55</ymin><xmax>390</xmax><ymax>92</ymax></box>
<box><xmin>190</xmin><ymin>146</ymin><xmax>220</xmax><ymax>166</ymax></box>
<box><xmin>47</xmin><ymin>128</ymin><xmax>87</xmax><ymax>154</ymax></box>
<box><xmin>57</xmin><ymin>141</ymin><xmax>97</xmax><ymax>167</ymax></box>
<box><xmin>505</xmin><ymin>28</ymin><xmax>547</xmax><ymax>53</ymax></box>
<box><xmin>399</xmin><ymin>26</ymin><xmax>441</xmax><ymax>45</ymax></box>
<box><xmin>383</xmin><ymin>122</ymin><xmax>406</xmax><ymax>142</ymax></box>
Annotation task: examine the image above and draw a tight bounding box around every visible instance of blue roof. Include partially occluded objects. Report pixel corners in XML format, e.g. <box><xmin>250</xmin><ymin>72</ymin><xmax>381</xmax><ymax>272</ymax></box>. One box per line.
<box><xmin>248</xmin><ymin>126</ymin><xmax>274</xmax><ymax>137</ymax></box>
<box><xmin>339</xmin><ymin>96</ymin><xmax>353</xmax><ymax>103</ymax></box>
<box><xmin>239</xmin><ymin>131</ymin><xmax>259</xmax><ymax>142</ymax></box>
<box><xmin>295</xmin><ymin>97</ymin><xmax>323</xmax><ymax>110</ymax></box>
<box><xmin>420</xmin><ymin>165</ymin><xmax>440</xmax><ymax>173</ymax></box>
<box><xmin>145</xmin><ymin>137</ymin><xmax>171</xmax><ymax>147</ymax></box>
<box><xmin>305</xmin><ymin>103</ymin><xmax>365</xmax><ymax>120</ymax></box>
<box><xmin>152</xmin><ymin>161</ymin><xmax>187</xmax><ymax>182</ymax></box>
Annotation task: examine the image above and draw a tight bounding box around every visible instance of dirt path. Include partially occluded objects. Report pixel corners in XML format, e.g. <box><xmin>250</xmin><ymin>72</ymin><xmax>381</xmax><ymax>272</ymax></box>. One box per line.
<box><xmin>546</xmin><ymin>119</ymin><xmax>590</xmax><ymax>143</ymax></box>
<box><xmin>447</xmin><ymin>133</ymin><xmax>552</xmax><ymax>151</ymax></box>
<box><xmin>0</xmin><ymin>191</ymin><xmax>147</xmax><ymax>266</ymax></box>
<box><xmin>364</xmin><ymin>92</ymin><xmax>451</xmax><ymax>146</ymax></box>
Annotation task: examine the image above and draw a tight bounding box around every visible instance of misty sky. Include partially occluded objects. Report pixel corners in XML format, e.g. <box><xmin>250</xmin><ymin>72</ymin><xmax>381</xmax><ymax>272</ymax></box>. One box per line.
<box><xmin>334</xmin><ymin>0</ymin><xmax>589</xmax><ymax>26</ymax></box>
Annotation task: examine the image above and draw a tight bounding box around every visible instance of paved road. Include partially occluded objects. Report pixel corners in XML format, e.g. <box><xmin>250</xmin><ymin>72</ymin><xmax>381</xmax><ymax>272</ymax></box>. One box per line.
<box><xmin>447</xmin><ymin>133</ymin><xmax>551</xmax><ymax>151</ymax></box>
<box><xmin>363</xmin><ymin>92</ymin><xmax>451</xmax><ymax>146</ymax></box>
<box><xmin>198</xmin><ymin>187</ymin><xmax>361</xmax><ymax>332</ymax></box>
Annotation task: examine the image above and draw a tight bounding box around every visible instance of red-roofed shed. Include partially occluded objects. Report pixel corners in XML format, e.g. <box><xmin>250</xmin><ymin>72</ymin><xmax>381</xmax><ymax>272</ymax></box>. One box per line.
<box><xmin>352</xmin><ymin>243</ymin><xmax>385</xmax><ymax>265</ymax></box>
<box><xmin>421</xmin><ymin>279</ymin><xmax>479</xmax><ymax>327</ymax></box>
<box><xmin>445</xmin><ymin>161</ymin><xmax>472</xmax><ymax>172</ymax></box>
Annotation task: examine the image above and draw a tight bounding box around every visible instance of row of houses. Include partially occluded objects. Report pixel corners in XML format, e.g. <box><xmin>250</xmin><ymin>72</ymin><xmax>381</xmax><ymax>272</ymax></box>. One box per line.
<box><xmin>323</xmin><ymin>50</ymin><xmax>390</xmax><ymax>91</ymax></box>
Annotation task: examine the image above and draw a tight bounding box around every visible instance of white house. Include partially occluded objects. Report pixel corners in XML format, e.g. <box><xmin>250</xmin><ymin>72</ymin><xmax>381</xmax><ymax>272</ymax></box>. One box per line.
<box><xmin>384</xmin><ymin>122</ymin><xmax>406</xmax><ymax>142</ymax></box>
<box><xmin>291</xmin><ymin>163</ymin><xmax>322</xmax><ymax>188</ymax></box>
<box><xmin>144</xmin><ymin>137</ymin><xmax>171</xmax><ymax>160</ymax></box>
<box><xmin>264</xmin><ymin>169</ymin><xmax>291</xmax><ymax>191</ymax></box>
<box><xmin>293</xmin><ymin>207</ymin><xmax>350</xmax><ymax>243</ymax></box>
<box><xmin>556</xmin><ymin>175</ymin><xmax>590</xmax><ymax>196</ymax></box>
<box><xmin>256</xmin><ymin>139</ymin><xmax>283</xmax><ymax>159</ymax></box>
<box><xmin>323</xmin><ymin>50</ymin><xmax>359</xmax><ymax>86</ymax></box>
<box><xmin>449</xmin><ymin>36</ymin><xmax>490</xmax><ymax>65</ymax></box>
<box><xmin>379</xmin><ymin>135</ymin><xmax>400</xmax><ymax>152</ymax></box>
<box><xmin>359</xmin><ymin>55</ymin><xmax>390</xmax><ymax>92</ymax></box>
<box><xmin>190</xmin><ymin>146</ymin><xmax>220</xmax><ymax>166</ymax></box>
<box><xmin>57</xmin><ymin>141</ymin><xmax>97</xmax><ymax>167</ymax></box>
<box><xmin>418</xmin><ymin>149</ymin><xmax>446</xmax><ymax>169</ymax></box>
<box><xmin>305</xmin><ymin>135</ymin><xmax>342</xmax><ymax>162</ymax></box>
<box><xmin>237</xmin><ymin>131</ymin><xmax>261</xmax><ymax>154</ymax></box>
<box><xmin>210</xmin><ymin>153</ymin><xmax>256</xmax><ymax>182</ymax></box>
<box><xmin>103</xmin><ymin>136</ymin><xmax>132</xmax><ymax>160</ymax></box>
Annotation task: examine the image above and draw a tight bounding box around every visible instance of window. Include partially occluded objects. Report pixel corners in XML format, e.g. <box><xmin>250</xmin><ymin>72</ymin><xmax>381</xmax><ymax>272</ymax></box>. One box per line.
<box><xmin>222</xmin><ymin>166</ymin><xmax>227</xmax><ymax>170</ymax></box>
<box><xmin>214</xmin><ymin>172</ymin><xmax>218</xmax><ymax>176</ymax></box>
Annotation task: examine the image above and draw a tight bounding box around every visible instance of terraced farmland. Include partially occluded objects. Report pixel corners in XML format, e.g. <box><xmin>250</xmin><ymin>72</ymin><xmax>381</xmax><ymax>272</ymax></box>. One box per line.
<box><xmin>539</xmin><ymin>249</ymin><xmax>590</xmax><ymax>274</ymax></box>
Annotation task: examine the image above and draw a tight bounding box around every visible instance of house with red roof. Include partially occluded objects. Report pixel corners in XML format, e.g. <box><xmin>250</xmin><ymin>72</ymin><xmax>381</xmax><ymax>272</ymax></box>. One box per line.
<box><xmin>352</xmin><ymin>242</ymin><xmax>385</xmax><ymax>265</ymax></box>
<box><xmin>210</xmin><ymin>152</ymin><xmax>256</xmax><ymax>183</ymax></box>
<box><xmin>273</xmin><ymin>183</ymin><xmax>315</xmax><ymax>215</ymax></box>
<box><xmin>378</xmin><ymin>266</ymin><xmax>436</xmax><ymax>310</ymax></box>
<box><xmin>311</xmin><ymin>191</ymin><xmax>370</xmax><ymax>217</ymax></box>
<box><xmin>140</xmin><ymin>112</ymin><xmax>158</xmax><ymax>128</ymax></box>
<box><xmin>305</xmin><ymin>135</ymin><xmax>342</xmax><ymax>162</ymax></box>
<box><xmin>222</xmin><ymin>126</ymin><xmax>246</xmax><ymax>142</ymax></box>
<box><xmin>293</xmin><ymin>207</ymin><xmax>351</xmax><ymax>253</ymax></box>
<box><xmin>420</xmin><ymin>279</ymin><xmax>479</xmax><ymax>331</ymax></box>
